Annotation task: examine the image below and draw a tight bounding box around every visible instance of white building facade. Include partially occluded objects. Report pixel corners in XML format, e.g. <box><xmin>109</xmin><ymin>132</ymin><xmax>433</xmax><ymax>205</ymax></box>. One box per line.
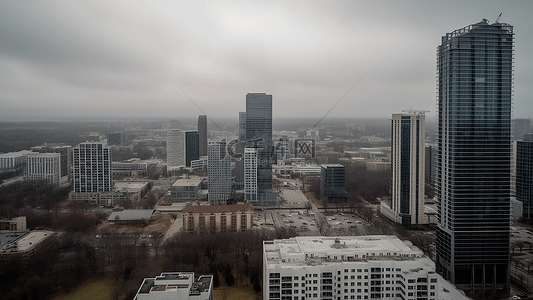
<box><xmin>26</xmin><ymin>153</ymin><xmax>61</xmax><ymax>186</ymax></box>
<box><xmin>263</xmin><ymin>236</ymin><xmax>467</xmax><ymax>300</ymax></box>
<box><xmin>390</xmin><ymin>112</ymin><xmax>427</xmax><ymax>226</ymax></box>
<box><xmin>72</xmin><ymin>142</ymin><xmax>112</xmax><ymax>194</ymax></box>
<box><xmin>167</xmin><ymin>129</ymin><xmax>185</xmax><ymax>170</ymax></box>
<box><xmin>244</xmin><ymin>148</ymin><xmax>258</xmax><ymax>202</ymax></box>
<box><xmin>207</xmin><ymin>140</ymin><xmax>231</xmax><ymax>205</ymax></box>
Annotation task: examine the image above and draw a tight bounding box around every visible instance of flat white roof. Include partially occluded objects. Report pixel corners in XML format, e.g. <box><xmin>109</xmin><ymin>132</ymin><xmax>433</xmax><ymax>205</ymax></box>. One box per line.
<box><xmin>114</xmin><ymin>181</ymin><xmax>148</xmax><ymax>191</ymax></box>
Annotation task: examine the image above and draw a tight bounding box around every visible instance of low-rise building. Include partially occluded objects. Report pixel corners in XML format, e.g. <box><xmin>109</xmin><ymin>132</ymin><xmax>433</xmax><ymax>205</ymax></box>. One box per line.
<box><xmin>182</xmin><ymin>202</ymin><xmax>254</xmax><ymax>234</ymax></box>
<box><xmin>100</xmin><ymin>181</ymin><xmax>150</xmax><ymax>207</ymax></box>
<box><xmin>108</xmin><ymin>209</ymin><xmax>155</xmax><ymax>225</ymax></box>
<box><xmin>170</xmin><ymin>177</ymin><xmax>204</xmax><ymax>200</ymax></box>
<box><xmin>134</xmin><ymin>272</ymin><xmax>213</xmax><ymax>300</ymax></box>
<box><xmin>263</xmin><ymin>235</ymin><xmax>468</xmax><ymax>300</ymax></box>
<box><xmin>0</xmin><ymin>230</ymin><xmax>54</xmax><ymax>260</ymax></box>
<box><xmin>0</xmin><ymin>216</ymin><xmax>27</xmax><ymax>231</ymax></box>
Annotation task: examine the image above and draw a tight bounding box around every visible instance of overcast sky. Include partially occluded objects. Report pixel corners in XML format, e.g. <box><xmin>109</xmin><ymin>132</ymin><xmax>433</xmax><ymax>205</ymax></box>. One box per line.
<box><xmin>1</xmin><ymin>0</ymin><xmax>532</xmax><ymax>122</ymax></box>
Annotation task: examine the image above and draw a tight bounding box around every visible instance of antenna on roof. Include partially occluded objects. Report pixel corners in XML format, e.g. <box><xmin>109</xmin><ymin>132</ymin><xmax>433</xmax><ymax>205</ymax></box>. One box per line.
<box><xmin>495</xmin><ymin>12</ymin><xmax>502</xmax><ymax>23</ymax></box>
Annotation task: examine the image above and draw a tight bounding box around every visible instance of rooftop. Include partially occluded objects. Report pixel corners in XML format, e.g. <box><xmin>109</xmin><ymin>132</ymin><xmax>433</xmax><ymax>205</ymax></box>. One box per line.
<box><xmin>113</xmin><ymin>181</ymin><xmax>149</xmax><ymax>191</ymax></box>
<box><xmin>172</xmin><ymin>177</ymin><xmax>204</xmax><ymax>187</ymax></box>
<box><xmin>108</xmin><ymin>209</ymin><xmax>154</xmax><ymax>222</ymax></box>
<box><xmin>0</xmin><ymin>231</ymin><xmax>54</xmax><ymax>254</ymax></box>
<box><xmin>182</xmin><ymin>202</ymin><xmax>253</xmax><ymax>214</ymax></box>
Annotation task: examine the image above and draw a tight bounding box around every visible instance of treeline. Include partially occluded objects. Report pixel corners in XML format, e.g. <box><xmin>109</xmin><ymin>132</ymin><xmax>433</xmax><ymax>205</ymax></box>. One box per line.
<box><xmin>0</xmin><ymin>182</ymin><xmax>71</xmax><ymax>218</ymax></box>
<box><xmin>0</xmin><ymin>219</ymin><xmax>296</xmax><ymax>300</ymax></box>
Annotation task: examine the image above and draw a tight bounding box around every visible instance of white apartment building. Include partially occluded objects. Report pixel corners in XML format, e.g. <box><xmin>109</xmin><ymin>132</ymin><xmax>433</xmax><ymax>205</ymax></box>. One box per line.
<box><xmin>244</xmin><ymin>148</ymin><xmax>258</xmax><ymax>202</ymax></box>
<box><xmin>72</xmin><ymin>142</ymin><xmax>112</xmax><ymax>193</ymax></box>
<box><xmin>134</xmin><ymin>272</ymin><xmax>213</xmax><ymax>300</ymax></box>
<box><xmin>207</xmin><ymin>140</ymin><xmax>231</xmax><ymax>205</ymax></box>
<box><xmin>263</xmin><ymin>236</ymin><xmax>467</xmax><ymax>300</ymax></box>
<box><xmin>26</xmin><ymin>153</ymin><xmax>61</xmax><ymax>186</ymax></box>
<box><xmin>389</xmin><ymin>112</ymin><xmax>427</xmax><ymax>226</ymax></box>
<box><xmin>0</xmin><ymin>150</ymin><xmax>31</xmax><ymax>170</ymax></box>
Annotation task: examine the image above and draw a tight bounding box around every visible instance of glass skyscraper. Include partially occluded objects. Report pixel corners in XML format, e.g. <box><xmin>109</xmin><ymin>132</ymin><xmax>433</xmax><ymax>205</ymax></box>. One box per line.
<box><xmin>246</xmin><ymin>93</ymin><xmax>275</xmax><ymax>206</ymax></box>
<box><xmin>516</xmin><ymin>134</ymin><xmax>533</xmax><ymax>218</ymax></box>
<box><xmin>435</xmin><ymin>19</ymin><xmax>513</xmax><ymax>291</ymax></box>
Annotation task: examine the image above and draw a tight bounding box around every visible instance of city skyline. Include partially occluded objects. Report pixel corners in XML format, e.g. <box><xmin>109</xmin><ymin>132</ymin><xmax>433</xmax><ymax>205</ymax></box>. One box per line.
<box><xmin>1</xmin><ymin>1</ymin><xmax>533</xmax><ymax>121</ymax></box>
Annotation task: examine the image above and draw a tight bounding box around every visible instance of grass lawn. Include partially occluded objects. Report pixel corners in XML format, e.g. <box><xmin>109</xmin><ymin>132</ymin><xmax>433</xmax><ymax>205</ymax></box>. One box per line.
<box><xmin>52</xmin><ymin>278</ymin><xmax>115</xmax><ymax>300</ymax></box>
<box><xmin>214</xmin><ymin>283</ymin><xmax>261</xmax><ymax>300</ymax></box>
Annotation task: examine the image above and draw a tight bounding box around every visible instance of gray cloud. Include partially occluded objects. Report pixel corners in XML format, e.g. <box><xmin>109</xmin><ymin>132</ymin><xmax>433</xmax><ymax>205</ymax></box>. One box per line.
<box><xmin>1</xmin><ymin>0</ymin><xmax>532</xmax><ymax>121</ymax></box>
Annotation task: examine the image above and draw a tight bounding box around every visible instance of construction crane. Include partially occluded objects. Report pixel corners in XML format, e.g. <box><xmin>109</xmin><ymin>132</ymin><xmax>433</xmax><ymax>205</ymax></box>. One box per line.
<box><xmin>495</xmin><ymin>12</ymin><xmax>502</xmax><ymax>23</ymax></box>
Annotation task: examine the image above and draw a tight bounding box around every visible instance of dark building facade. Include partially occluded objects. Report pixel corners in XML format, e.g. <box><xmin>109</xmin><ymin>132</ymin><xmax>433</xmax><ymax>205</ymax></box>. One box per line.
<box><xmin>198</xmin><ymin>115</ymin><xmax>207</xmax><ymax>157</ymax></box>
<box><xmin>512</xmin><ymin>119</ymin><xmax>531</xmax><ymax>141</ymax></box>
<box><xmin>246</xmin><ymin>93</ymin><xmax>275</xmax><ymax>206</ymax></box>
<box><xmin>516</xmin><ymin>134</ymin><xmax>533</xmax><ymax>218</ymax></box>
<box><xmin>435</xmin><ymin>19</ymin><xmax>513</xmax><ymax>291</ymax></box>
<box><xmin>235</xmin><ymin>112</ymin><xmax>246</xmax><ymax>190</ymax></box>
<box><xmin>108</xmin><ymin>131</ymin><xmax>125</xmax><ymax>146</ymax></box>
<box><xmin>320</xmin><ymin>164</ymin><xmax>346</xmax><ymax>203</ymax></box>
<box><xmin>185</xmin><ymin>131</ymin><xmax>200</xmax><ymax>167</ymax></box>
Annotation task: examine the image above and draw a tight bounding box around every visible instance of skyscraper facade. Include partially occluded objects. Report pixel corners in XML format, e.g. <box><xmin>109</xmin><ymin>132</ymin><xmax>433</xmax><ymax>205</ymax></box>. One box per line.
<box><xmin>435</xmin><ymin>19</ymin><xmax>513</xmax><ymax>290</ymax></box>
<box><xmin>167</xmin><ymin>129</ymin><xmax>185</xmax><ymax>170</ymax></box>
<box><xmin>320</xmin><ymin>164</ymin><xmax>347</xmax><ymax>203</ymax></box>
<box><xmin>207</xmin><ymin>140</ymin><xmax>231</xmax><ymax>205</ymax></box>
<box><xmin>516</xmin><ymin>134</ymin><xmax>533</xmax><ymax>218</ymax></box>
<box><xmin>185</xmin><ymin>131</ymin><xmax>199</xmax><ymax>167</ymax></box>
<box><xmin>235</xmin><ymin>112</ymin><xmax>246</xmax><ymax>190</ymax></box>
<box><xmin>244</xmin><ymin>148</ymin><xmax>258</xmax><ymax>202</ymax></box>
<box><xmin>73</xmin><ymin>142</ymin><xmax>112</xmax><ymax>193</ymax></box>
<box><xmin>512</xmin><ymin>119</ymin><xmax>531</xmax><ymax>141</ymax></box>
<box><xmin>390</xmin><ymin>112</ymin><xmax>426</xmax><ymax>226</ymax></box>
<box><xmin>198</xmin><ymin>115</ymin><xmax>208</xmax><ymax>157</ymax></box>
<box><xmin>245</xmin><ymin>93</ymin><xmax>275</xmax><ymax>206</ymax></box>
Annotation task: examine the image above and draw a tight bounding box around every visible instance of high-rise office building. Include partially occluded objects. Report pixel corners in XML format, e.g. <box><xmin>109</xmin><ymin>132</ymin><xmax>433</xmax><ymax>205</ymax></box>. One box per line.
<box><xmin>435</xmin><ymin>19</ymin><xmax>513</xmax><ymax>290</ymax></box>
<box><xmin>246</xmin><ymin>93</ymin><xmax>275</xmax><ymax>206</ymax></box>
<box><xmin>244</xmin><ymin>148</ymin><xmax>258</xmax><ymax>202</ymax></box>
<box><xmin>320</xmin><ymin>164</ymin><xmax>347</xmax><ymax>203</ymax></box>
<box><xmin>207</xmin><ymin>140</ymin><xmax>231</xmax><ymax>205</ymax></box>
<box><xmin>73</xmin><ymin>142</ymin><xmax>112</xmax><ymax>193</ymax></box>
<box><xmin>512</xmin><ymin>119</ymin><xmax>531</xmax><ymax>141</ymax></box>
<box><xmin>167</xmin><ymin>130</ymin><xmax>199</xmax><ymax>170</ymax></box>
<box><xmin>167</xmin><ymin>129</ymin><xmax>185</xmax><ymax>170</ymax></box>
<box><xmin>26</xmin><ymin>153</ymin><xmax>61</xmax><ymax>186</ymax></box>
<box><xmin>198</xmin><ymin>115</ymin><xmax>207</xmax><ymax>157</ymax></box>
<box><xmin>185</xmin><ymin>131</ymin><xmax>199</xmax><ymax>167</ymax></box>
<box><xmin>424</xmin><ymin>144</ymin><xmax>436</xmax><ymax>187</ymax></box>
<box><xmin>108</xmin><ymin>131</ymin><xmax>125</xmax><ymax>146</ymax></box>
<box><xmin>235</xmin><ymin>112</ymin><xmax>246</xmax><ymax>190</ymax></box>
<box><xmin>390</xmin><ymin>112</ymin><xmax>426</xmax><ymax>226</ymax></box>
<box><xmin>516</xmin><ymin>134</ymin><xmax>533</xmax><ymax>218</ymax></box>
<box><xmin>31</xmin><ymin>143</ymin><xmax>72</xmax><ymax>185</ymax></box>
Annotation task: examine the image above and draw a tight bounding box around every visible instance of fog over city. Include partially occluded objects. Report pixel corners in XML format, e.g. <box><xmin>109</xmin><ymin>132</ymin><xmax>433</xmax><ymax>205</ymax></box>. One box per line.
<box><xmin>1</xmin><ymin>0</ymin><xmax>532</xmax><ymax>121</ymax></box>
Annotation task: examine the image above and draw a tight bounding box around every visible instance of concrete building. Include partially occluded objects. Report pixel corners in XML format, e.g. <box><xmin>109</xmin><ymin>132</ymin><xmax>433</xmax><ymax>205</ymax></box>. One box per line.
<box><xmin>244</xmin><ymin>148</ymin><xmax>258</xmax><ymax>202</ymax></box>
<box><xmin>134</xmin><ymin>272</ymin><xmax>213</xmax><ymax>300</ymax></box>
<box><xmin>170</xmin><ymin>177</ymin><xmax>204</xmax><ymax>200</ymax></box>
<box><xmin>0</xmin><ymin>150</ymin><xmax>31</xmax><ymax>172</ymax></box>
<box><xmin>320</xmin><ymin>164</ymin><xmax>347</xmax><ymax>203</ymax></box>
<box><xmin>167</xmin><ymin>129</ymin><xmax>185</xmax><ymax>170</ymax></box>
<box><xmin>435</xmin><ymin>19</ymin><xmax>513</xmax><ymax>290</ymax></box>
<box><xmin>390</xmin><ymin>112</ymin><xmax>426</xmax><ymax>226</ymax></box>
<box><xmin>208</xmin><ymin>139</ymin><xmax>231</xmax><ymax>205</ymax></box>
<box><xmin>198</xmin><ymin>115</ymin><xmax>208</xmax><ymax>157</ymax></box>
<box><xmin>512</xmin><ymin>119</ymin><xmax>531</xmax><ymax>141</ymax></box>
<box><xmin>73</xmin><ymin>142</ymin><xmax>112</xmax><ymax>193</ymax></box>
<box><xmin>182</xmin><ymin>202</ymin><xmax>253</xmax><ymax>234</ymax></box>
<box><xmin>31</xmin><ymin>144</ymin><xmax>72</xmax><ymax>184</ymax></box>
<box><xmin>263</xmin><ymin>235</ymin><xmax>468</xmax><ymax>300</ymax></box>
<box><xmin>235</xmin><ymin>112</ymin><xmax>246</xmax><ymax>191</ymax></box>
<box><xmin>0</xmin><ymin>230</ymin><xmax>54</xmax><ymax>261</ymax></box>
<box><xmin>99</xmin><ymin>181</ymin><xmax>150</xmax><ymax>207</ymax></box>
<box><xmin>0</xmin><ymin>216</ymin><xmax>27</xmax><ymax>231</ymax></box>
<box><xmin>516</xmin><ymin>133</ymin><xmax>533</xmax><ymax>218</ymax></box>
<box><xmin>246</xmin><ymin>93</ymin><xmax>275</xmax><ymax>206</ymax></box>
<box><xmin>108</xmin><ymin>131</ymin><xmax>126</xmax><ymax>146</ymax></box>
<box><xmin>26</xmin><ymin>153</ymin><xmax>61</xmax><ymax>186</ymax></box>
